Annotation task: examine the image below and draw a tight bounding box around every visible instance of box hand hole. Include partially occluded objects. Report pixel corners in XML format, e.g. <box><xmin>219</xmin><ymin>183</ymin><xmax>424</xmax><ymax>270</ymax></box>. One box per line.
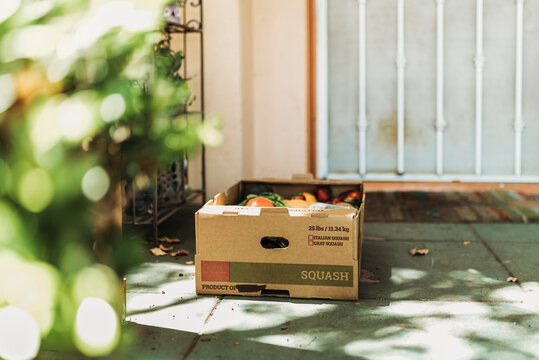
<box><xmin>261</xmin><ymin>289</ymin><xmax>290</xmax><ymax>297</ymax></box>
<box><xmin>260</xmin><ymin>236</ymin><xmax>289</xmax><ymax>249</ymax></box>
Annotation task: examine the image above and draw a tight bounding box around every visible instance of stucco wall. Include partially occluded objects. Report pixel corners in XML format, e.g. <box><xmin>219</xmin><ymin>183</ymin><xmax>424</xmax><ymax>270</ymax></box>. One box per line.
<box><xmin>201</xmin><ymin>0</ymin><xmax>308</xmax><ymax>197</ymax></box>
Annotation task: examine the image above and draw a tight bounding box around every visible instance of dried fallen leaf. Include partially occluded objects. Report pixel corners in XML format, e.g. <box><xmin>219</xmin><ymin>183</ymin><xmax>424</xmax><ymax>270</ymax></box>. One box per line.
<box><xmin>170</xmin><ymin>249</ymin><xmax>189</xmax><ymax>257</ymax></box>
<box><xmin>410</xmin><ymin>248</ymin><xmax>429</xmax><ymax>256</ymax></box>
<box><xmin>463</xmin><ymin>241</ymin><xmax>471</xmax><ymax>246</ymax></box>
<box><xmin>159</xmin><ymin>244</ymin><xmax>173</xmax><ymax>252</ymax></box>
<box><xmin>359</xmin><ymin>269</ymin><xmax>381</xmax><ymax>283</ymax></box>
<box><xmin>185</xmin><ymin>260</ymin><xmax>194</xmax><ymax>265</ymax></box>
<box><xmin>233</xmin><ymin>341</ymin><xmax>240</xmax><ymax>345</ymax></box>
<box><xmin>506</xmin><ymin>276</ymin><xmax>518</xmax><ymax>283</ymax></box>
<box><xmin>150</xmin><ymin>247</ymin><xmax>167</xmax><ymax>256</ymax></box>
<box><xmin>159</xmin><ymin>236</ymin><xmax>181</xmax><ymax>244</ymax></box>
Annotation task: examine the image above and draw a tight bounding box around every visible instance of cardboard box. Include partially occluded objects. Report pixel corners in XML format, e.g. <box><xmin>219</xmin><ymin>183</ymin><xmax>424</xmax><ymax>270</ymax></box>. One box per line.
<box><xmin>195</xmin><ymin>175</ymin><xmax>365</xmax><ymax>300</ymax></box>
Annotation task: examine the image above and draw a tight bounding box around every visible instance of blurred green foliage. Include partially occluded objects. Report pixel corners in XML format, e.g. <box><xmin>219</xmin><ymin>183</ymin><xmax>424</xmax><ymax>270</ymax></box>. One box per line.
<box><xmin>0</xmin><ymin>0</ymin><xmax>220</xmax><ymax>357</ymax></box>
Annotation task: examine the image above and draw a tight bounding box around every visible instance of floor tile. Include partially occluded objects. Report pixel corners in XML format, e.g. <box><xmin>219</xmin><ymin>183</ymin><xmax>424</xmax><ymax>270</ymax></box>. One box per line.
<box><xmin>124</xmin><ymin>323</ymin><xmax>197</xmax><ymax>360</ymax></box>
<box><xmin>364</xmin><ymin>223</ymin><xmax>476</xmax><ymax>241</ymax></box>
<box><xmin>359</xmin><ymin>240</ymin><xmax>518</xmax><ymax>301</ymax></box>
<box><xmin>189</xmin><ymin>297</ymin><xmax>354</xmax><ymax>360</ymax></box>
<box><xmin>481</xmin><ymin>241</ymin><xmax>539</xmax><ymax>285</ymax></box>
<box><xmin>470</xmin><ymin>224</ymin><xmax>539</xmax><ymax>243</ymax></box>
<box><xmin>126</xmin><ymin>262</ymin><xmax>218</xmax><ymax>335</ymax></box>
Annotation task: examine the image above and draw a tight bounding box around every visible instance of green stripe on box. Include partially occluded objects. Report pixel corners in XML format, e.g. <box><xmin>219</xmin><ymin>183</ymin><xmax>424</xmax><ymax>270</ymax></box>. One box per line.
<box><xmin>229</xmin><ymin>262</ymin><xmax>354</xmax><ymax>287</ymax></box>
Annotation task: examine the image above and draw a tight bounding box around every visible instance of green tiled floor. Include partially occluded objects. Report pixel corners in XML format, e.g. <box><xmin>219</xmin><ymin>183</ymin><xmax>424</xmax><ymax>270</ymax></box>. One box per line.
<box><xmin>363</xmin><ymin>223</ymin><xmax>477</xmax><ymax>242</ymax></box>
<box><xmin>360</xmin><ymin>240</ymin><xmax>516</xmax><ymax>301</ymax></box>
<box><xmin>123</xmin><ymin>206</ymin><xmax>538</xmax><ymax>359</ymax></box>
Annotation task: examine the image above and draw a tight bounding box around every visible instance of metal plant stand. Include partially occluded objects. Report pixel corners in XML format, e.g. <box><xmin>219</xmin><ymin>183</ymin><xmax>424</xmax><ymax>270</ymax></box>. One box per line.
<box><xmin>123</xmin><ymin>0</ymin><xmax>206</xmax><ymax>245</ymax></box>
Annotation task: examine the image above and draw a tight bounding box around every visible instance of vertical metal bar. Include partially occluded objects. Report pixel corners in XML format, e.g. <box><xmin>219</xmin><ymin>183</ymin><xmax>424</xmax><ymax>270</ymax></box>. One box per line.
<box><xmin>153</xmin><ymin>169</ymin><xmax>158</xmax><ymax>245</ymax></box>
<box><xmin>183</xmin><ymin>4</ymin><xmax>188</xmax><ymax>82</ymax></box>
<box><xmin>149</xmin><ymin>33</ymin><xmax>157</xmax><ymax>239</ymax></box>
<box><xmin>474</xmin><ymin>0</ymin><xmax>485</xmax><ymax>176</ymax></box>
<box><xmin>316</xmin><ymin>0</ymin><xmax>329</xmax><ymax>178</ymax></box>
<box><xmin>121</xmin><ymin>277</ymin><xmax>126</xmax><ymax>324</ymax></box>
<box><xmin>181</xmin><ymin>3</ymin><xmax>191</xmax><ymax>201</ymax></box>
<box><xmin>200</xmin><ymin>0</ymin><xmax>206</xmax><ymax>203</ymax></box>
<box><xmin>179</xmin><ymin>158</ymin><xmax>186</xmax><ymax>202</ymax></box>
<box><xmin>131</xmin><ymin>181</ymin><xmax>136</xmax><ymax>224</ymax></box>
<box><xmin>358</xmin><ymin>0</ymin><xmax>368</xmax><ymax>177</ymax></box>
<box><xmin>396</xmin><ymin>0</ymin><xmax>406</xmax><ymax>175</ymax></box>
<box><xmin>514</xmin><ymin>0</ymin><xmax>525</xmax><ymax>176</ymax></box>
<box><xmin>435</xmin><ymin>0</ymin><xmax>446</xmax><ymax>176</ymax></box>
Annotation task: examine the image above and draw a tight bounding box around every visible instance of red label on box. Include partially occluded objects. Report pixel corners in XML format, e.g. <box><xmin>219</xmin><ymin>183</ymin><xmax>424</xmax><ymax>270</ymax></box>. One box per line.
<box><xmin>201</xmin><ymin>261</ymin><xmax>230</xmax><ymax>282</ymax></box>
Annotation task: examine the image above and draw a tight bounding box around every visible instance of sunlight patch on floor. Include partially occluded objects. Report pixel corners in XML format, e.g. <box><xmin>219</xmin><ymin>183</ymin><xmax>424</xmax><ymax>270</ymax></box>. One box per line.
<box><xmin>390</xmin><ymin>268</ymin><xmax>427</xmax><ymax>285</ymax></box>
<box><xmin>489</xmin><ymin>282</ymin><xmax>539</xmax><ymax>312</ymax></box>
<box><xmin>373</xmin><ymin>301</ymin><xmax>490</xmax><ymax>317</ymax></box>
<box><xmin>253</xmin><ymin>333</ymin><xmax>324</xmax><ymax>352</ymax></box>
<box><xmin>449</xmin><ymin>269</ymin><xmax>502</xmax><ymax>285</ymax></box>
<box><xmin>203</xmin><ymin>300</ymin><xmax>337</xmax><ymax>334</ymax></box>
<box><xmin>126</xmin><ymin>296</ymin><xmax>218</xmax><ymax>334</ymax></box>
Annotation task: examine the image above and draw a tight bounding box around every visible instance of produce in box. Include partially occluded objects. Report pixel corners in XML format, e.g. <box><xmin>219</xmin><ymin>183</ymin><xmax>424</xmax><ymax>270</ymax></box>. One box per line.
<box><xmin>238</xmin><ymin>186</ymin><xmax>362</xmax><ymax>209</ymax></box>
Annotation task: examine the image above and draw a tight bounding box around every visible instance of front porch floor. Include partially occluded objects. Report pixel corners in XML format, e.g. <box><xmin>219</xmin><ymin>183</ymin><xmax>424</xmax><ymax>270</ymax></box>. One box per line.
<box><xmin>124</xmin><ymin>206</ymin><xmax>538</xmax><ymax>360</ymax></box>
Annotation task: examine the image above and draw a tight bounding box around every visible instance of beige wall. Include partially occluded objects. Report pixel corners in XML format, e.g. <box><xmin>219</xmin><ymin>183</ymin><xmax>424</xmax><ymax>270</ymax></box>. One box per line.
<box><xmin>202</xmin><ymin>0</ymin><xmax>308</xmax><ymax>197</ymax></box>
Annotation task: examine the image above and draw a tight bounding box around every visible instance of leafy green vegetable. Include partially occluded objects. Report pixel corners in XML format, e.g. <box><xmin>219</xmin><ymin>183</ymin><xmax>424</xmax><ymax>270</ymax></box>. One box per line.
<box><xmin>344</xmin><ymin>197</ymin><xmax>360</xmax><ymax>209</ymax></box>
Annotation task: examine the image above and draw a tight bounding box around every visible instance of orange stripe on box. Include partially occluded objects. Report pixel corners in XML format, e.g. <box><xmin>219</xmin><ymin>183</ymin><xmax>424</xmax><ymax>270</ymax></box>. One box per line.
<box><xmin>201</xmin><ymin>261</ymin><xmax>230</xmax><ymax>282</ymax></box>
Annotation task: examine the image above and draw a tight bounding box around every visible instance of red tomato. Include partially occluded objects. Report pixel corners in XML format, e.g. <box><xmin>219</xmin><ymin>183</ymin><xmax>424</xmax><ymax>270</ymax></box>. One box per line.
<box><xmin>316</xmin><ymin>187</ymin><xmax>331</xmax><ymax>202</ymax></box>
<box><xmin>246</xmin><ymin>197</ymin><xmax>274</xmax><ymax>207</ymax></box>
<box><xmin>338</xmin><ymin>190</ymin><xmax>362</xmax><ymax>201</ymax></box>
<box><xmin>344</xmin><ymin>191</ymin><xmax>362</xmax><ymax>201</ymax></box>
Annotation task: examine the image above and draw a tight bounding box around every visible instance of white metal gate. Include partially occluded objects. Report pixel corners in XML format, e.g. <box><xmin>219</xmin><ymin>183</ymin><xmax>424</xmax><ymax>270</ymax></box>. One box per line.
<box><xmin>316</xmin><ymin>0</ymin><xmax>539</xmax><ymax>182</ymax></box>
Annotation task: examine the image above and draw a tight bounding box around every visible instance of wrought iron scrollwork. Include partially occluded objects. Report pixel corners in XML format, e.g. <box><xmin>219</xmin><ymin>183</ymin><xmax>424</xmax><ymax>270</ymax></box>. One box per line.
<box><xmin>185</xmin><ymin>19</ymin><xmax>202</xmax><ymax>31</ymax></box>
<box><xmin>164</xmin><ymin>0</ymin><xmax>202</xmax><ymax>33</ymax></box>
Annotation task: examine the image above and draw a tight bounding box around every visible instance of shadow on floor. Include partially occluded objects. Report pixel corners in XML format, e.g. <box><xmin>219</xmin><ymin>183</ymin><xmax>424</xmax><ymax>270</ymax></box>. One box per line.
<box><xmin>123</xmin><ymin>205</ymin><xmax>538</xmax><ymax>359</ymax></box>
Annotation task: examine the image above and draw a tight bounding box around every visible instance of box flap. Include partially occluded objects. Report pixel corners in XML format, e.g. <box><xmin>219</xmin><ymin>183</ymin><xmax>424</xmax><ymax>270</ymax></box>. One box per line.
<box><xmin>198</xmin><ymin>204</ymin><xmax>358</xmax><ymax>217</ymax></box>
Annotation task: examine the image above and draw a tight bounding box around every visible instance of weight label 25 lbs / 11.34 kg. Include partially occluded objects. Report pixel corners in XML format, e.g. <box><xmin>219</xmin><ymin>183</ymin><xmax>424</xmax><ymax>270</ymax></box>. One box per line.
<box><xmin>308</xmin><ymin>225</ymin><xmax>350</xmax><ymax>233</ymax></box>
